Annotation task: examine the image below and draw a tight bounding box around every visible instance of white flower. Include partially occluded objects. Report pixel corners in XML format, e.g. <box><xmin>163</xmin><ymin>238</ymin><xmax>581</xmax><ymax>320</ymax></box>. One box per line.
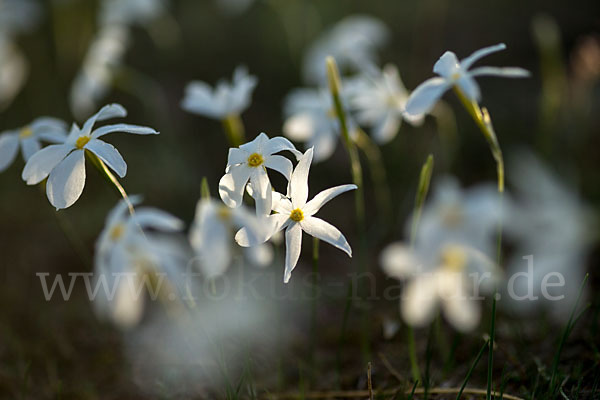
<box><xmin>99</xmin><ymin>0</ymin><xmax>166</xmax><ymax>27</ymax></box>
<box><xmin>236</xmin><ymin>147</ymin><xmax>356</xmax><ymax>283</ymax></box>
<box><xmin>504</xmin><ymin>151</ymin><xmax>593</xmax><ymax>319</ymax></box>
<box><xmin>380</xmin><ymin>177</ymin><xmax>502</xmax><ymax>331</ymax></box>
<box><xmin>283</xmin><ymin>88</ymin><xmax>355</xmax><ymax>163</ymax></box>
<box><xmin>189</xmin><ymin>198</ymin><xmax>268</xmax><ymax>279</ymax></box>
<box><xmin>219</xmin><ymin>132</ymin><xmax>301</xmax><ymax>216</ymax></box>
<box><xmin>94</xmin><ymin>197</ymin><xmax>185</xmax><ymax>328</ymax></box>
<box><xmin>0</xmin><ymin>117</ymin><xmax>67</xmax><ymax>172</ymax></box>
<box><xmin>405</xmin><ymin>43</ymin><xmax>530</xmax><ymax>117</ymax></box>
<box><xmin>69</xmin><ymin>26</ymin><xmax>129</xmax><ymax>120</ymax></box>
<box><xmin>302</xmin><ymin>15</ymin><xmax>389</xmax><ymax>85</ymax></box>
<box><xmin>346</xmin><ymin>64</ymin><xmax>423</xmax><ymax>145</ymax></box>
<box><xmin>22</xmin><ymin>104</ymin><xmax>158</xmax><ymax>210</ymax></box>
<box><xmin>181</xmin><ymin>66</ymin><xmax>258</xmax><ymax>119</ymax></box>
<box><xmin>0</xmin><ymin>36</ymin><xmax>27</xmax><ymax>111</ymax></box>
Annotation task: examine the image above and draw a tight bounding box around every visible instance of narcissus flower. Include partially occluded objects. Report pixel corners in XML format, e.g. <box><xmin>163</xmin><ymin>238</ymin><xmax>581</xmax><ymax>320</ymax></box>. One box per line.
<box><xmin>237</xmin><ymin>148</ymin><xmax>356</xmax><ymax>283</ymax></box>
<box><xmin>347</xmin><ymin>64</ymin><xmax>423</xmax><ymax>144</ymax></box>
<box><xmin>283</xmin><ymin>88</ymin><xmax>355</xmax><ymax>162</ymax></box>
<box><xmin>405</xmin><ymin>43</ymin><xmax>530</xmax><ymax>117</ymax></box>
<box><xmin>219</xmin><ymin>132</ymin><xmax>301</xmax><ymax>216</ymax></box>
<box><xmin>380</xmin><ymin>177</ymin><xmax>502</xmax><ymax>331</ymax></box>
<box><xmin>181</xmin><ymin>66</ymin><xmax>257</xmax><ymax>119</ymax></box>
<box><xmin>189</xmin><ymin>198</ymin><xmax>268</xmax><ymax>279</ymax></box>
<box><xmin>302</xmin><ymin>15</ymin><xmax>389</xmax><ymax>85</ymax></box>
<box><xmin>0</xmin><ymin>117</ymin><xmax>67</xmax><ymax>172</ymax></box>
<box><xmin>94</xmin><ymin>197</ymin><xmax>186</xmax><ymax>328</ymax></box>
<box><xmin>22</xmin><ymin>104</ymin><xmax>158</xmax><ymax>210</ymax></box>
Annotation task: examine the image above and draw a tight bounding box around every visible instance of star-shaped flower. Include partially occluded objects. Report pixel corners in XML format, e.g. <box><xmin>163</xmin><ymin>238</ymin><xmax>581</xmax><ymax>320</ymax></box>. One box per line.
<box><xmin>405</xmin><ymin>43</ymin><xmax>530</xmax><ymax>117</ymax></box>
<box><xmin>347</xmin><ymin>64</ymin><xmax>423</xmax><ymax>144</ymax></box>
<box><xmin>22</xmin><ymin>103</ymin><xmax>158</xmax><ymax>210</ymax></box>
<box><xmin>219</xmin><ymin>132</ymin><xmax>301</xmax><ymax>216</ymax></box>
<box><xmin>189</xmin><ymin>198</ymin><xmax>269</xmax><ymax>279</ymax></box>
<box><xmin>236</xmin><ymin>147</ymin><xmax>356</xmax><ymax>283</ymax></box>
<box><xmin>181</xmin><ymin>66</ymin><xmax>257</xmax><ymax>120</ymax></box>
<box><xmin>94</xmin><ymin>197</ymin><xmax>185</xmax><ymax>328</ymax></box>
<box><xmin>0</xmin><ymin>117</ymin><xmax>67</xmax><ymax>172</ymax></box>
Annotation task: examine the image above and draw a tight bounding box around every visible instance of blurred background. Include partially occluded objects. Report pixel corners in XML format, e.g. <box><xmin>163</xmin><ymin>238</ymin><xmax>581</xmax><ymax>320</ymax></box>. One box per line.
<box><xmin>0</xmin><ymin>0</ymin><xmax>599</xmax><ymax>398</ymax></box>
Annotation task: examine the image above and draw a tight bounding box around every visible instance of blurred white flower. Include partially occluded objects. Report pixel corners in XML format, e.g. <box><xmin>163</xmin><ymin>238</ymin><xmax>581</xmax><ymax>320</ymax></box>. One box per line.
<box><xmin>181</xmin><ymin>66</ymin><xmax>258</xmax><ymax>120</ymax></box>
<box><xmin>347</xmin><ymin>64</ymin><xmax>424</xmax><ymax>145</ymax></box>
<box><xmin>0</xmin><ymin>36</ymin><xmax>27</xmax><ymax>111</ymax></box>
<box><xmin>219</xmin><ymin>132</ymin><xmax>301</xmax><ymax>216</ymax></box>
<box><xmin>94</xmin><ymin>197</ymin><xmax>185</xmax><ymax>328</ymax></box>
<box><xmin>405</xmin><ymin>43</ymin><xmax>530</xmax><ymax>117</ymax></box>
<box><xmin>69</xmin><ymin>26</ymin><xmax>130</xmax><ymax>120</ymax></box>
<box><xmin>283</xmin><ymin>88</ymin><xmax>355</xmax><ymax>163</ymax></box>
<box><xmin>302</xmin><ymin>15</ymin><xmax>389</xmax><ymax>85</ymax></box>
<box><xmin>504</xmin><ymin>151</ymin><xmax>594</xmax><ymax>319</ymax></box>
<box><xmin>237</xmin><ymin>148</ymin><xmax>356</xmax><ymax>283</ymax></box>
<box><xmin>100</xmin><ymin>0</ymin><xmax>167</xmax><ymax>27</ymax></box>
<box><xmin>22</xmin><ymin>104</ymin><xmax>158</xmax><ymax>210</ymax></box>
<box><xmin>380</xmin><ymin>177</ymin><xmax>502</xmax><ymax>331</ymax></box>
<box><xmin>189</xmin><ymin>198</ymin><xmax>268</xmax><ymax>279</ymax></box>
<box><xmin>0</xmin><ymin>117</ymin><xmax>68</xmax><ymax>172</ymax></box>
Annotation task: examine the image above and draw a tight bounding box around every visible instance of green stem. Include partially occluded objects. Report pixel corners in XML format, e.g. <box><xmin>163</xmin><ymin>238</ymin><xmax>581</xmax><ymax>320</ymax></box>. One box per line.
<box><xmin>222</xmin><ymin>114</ymin><xmax>246</xmax><ymax>148</ymax></box>
<box><xmin>354</xmin><ymin>128</ymin><xmax>393</xmax><ymax>226</ymax></box>
<box><xmin>452</xmin><ymin>87</ymin><xmax>504</xmax><ymax>193</ymax></box>
<box><xmin>86</xmin><ymin>151</ymin><xmax>135</xmax><ymax>216</ymax></box>
<box><xmin>457</xmin><ymin>339</ymin><xmax>490</xmax><ymax>400</ymax></box>
<box><xmin>327</xmin><ymin>57</ymin><xmax>370</xmax><ymax>361</ymax></box>
<box><xmin>487</xmin><ymin>290</ymin><xmax>497</xmax><ymax>400</ymax></box>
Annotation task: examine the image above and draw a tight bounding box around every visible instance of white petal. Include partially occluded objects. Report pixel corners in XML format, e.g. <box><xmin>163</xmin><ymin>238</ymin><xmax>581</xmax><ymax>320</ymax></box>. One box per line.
<box><xmin>380</xmin><ymin>243</ymin><xmax>418</xmax><ymax>279</ymax></box>
<box><xmin>244</xmin><ymin>243</ymin><xmax>273</xmax><ymax>267</ymax></box>
<box><xmin>283</xmin><ymin>223</ymin><xmax>303</xmax><ymax>283</ymax></box>
<box><xmin>133</xmin><ymin>208</ymin><xmax>184</xmax><ymax>231</ymax></box>
<box><xmin>240</xmin><ymin>132</ymin><xmax>268</xmax><ymax>154</ymax></box>
<box><xmin>290</xmin><ymin>147</ymin><xmax>313</xmax><ymax>208</ymax></box>
<box><xmin>303</xmin><ymin>184</ymin><xmax>357</xmax><ymax>216</ymax></box>
<box><xmin>283</xmin><ymin>113</ymin><xmax>315</xmax><ymax>142</ymax></box>
<box><xmin>218</xmin><ymin>165</ymin><xmax>252</xmax><ymax>208</ymax></box>
<box><xmin>264</xmin><ymin>155</ymin><xmax>293</xmax><ymax>181</ymax></box>
<box><xmin>250</xmin><ymin>169</ymin><xmax>273</xmax><ymax>216</ymax></box>
<box><xmin>456</xmin><ymin>75</ymin><xmax>481</xmax><ymax>102</ymax></box>
<box><xmin>437</xmin><ymin>272</ymin><xmax>480</xmax><ymax>332</ymax></box>
<box><xmin>0</xmin><ymin>132</ymin><xmax>20</xmax><ymax>172</ymax></box>
<box><xmin>235</xmin><ymin>213</ymin><xmax>289</xmax><ymax>247</ymax></box>
<box><xmin>226</xmin><ymin>147</ymin><xmax>248</xmax><ymax>166</ymax></box>
<box><xmin>469</xmin><ymin>66</ymin><xmax>531</xmax><ymax>78</ymax></box>
<box><xmin>372</xmin><ymin>110</ymin><xmax>400</xmax><ymax>145</ymax></box>
<box><xmin>433</xmin><ymin>51</ymin><xmax>460</xmax><ymax>77</ymax></box>
<box><xmin>460</xmin><ymin>43</ymin><xmax>506</xmax><ymax>70</ymax></box>
<box><xmin>300</xmin><ymin>216</ymin><xmax>352</xmax><ymax>257</ymax></box>
<box><xmin>20</xmin><ymin>137</ymin><xmax>41</xmax><ymax>161</ymax></box>
<box><xmin>190</xmin><ymin>212</ymin><xmax>231</xmax><ymax>279</ymax></box>
<box><xmin>401</xmin><ymin>275</ymin><xmax>439</xmax><ymax>327</ymax></box>
<box><xmin>91</xmin><ymin>123</ymin><xmax>158</xmax><ymax>139</ymax></box>
<box><xmin>47</xmin><ymin>149</ymin><xmax>87</xmax><ymax>210</ymax></box>
<box><xmin>264</xmin><ymin>136</ymin><xmax>302</xmax><ymax>159</ymax></box>
<box><xmin>405</xmin><ymin>77</ymin><xmax>450</xmax><ymax>116</ymax></box>
<box><xmin>82</xmin><ymin>103</ymin><xmax>127</xmax><ymax>135</ymax></box>
<box><xmin>22</xmin><ymin>144</ymin><xmax>72</xmax><ymax>184</ymax></box>
<box><xmin>85</xmin><ymin>139</ymin><xmax>127</xmax><ymax>178</ymax></box>
<box><xmin>309</xmin><ymin>131</ymin><xmax>337</xmax><ymax>163</ymax></box>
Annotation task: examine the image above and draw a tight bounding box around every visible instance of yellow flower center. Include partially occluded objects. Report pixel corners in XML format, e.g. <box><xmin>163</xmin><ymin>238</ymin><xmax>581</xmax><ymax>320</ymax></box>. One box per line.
<box><xmin>451</xmin><ymin>72</ymin><xmax>461</xmax><ymax>81</ymax></box>
<box><xmin>110</xmin><ymin>224</ymin><xmax>125</xmax><ymax>241</ymax></box>
<box><xmin>441</xmin><ymin>204</ymin><xmax>463</xmax><ymax>227</ymax></box>
<box><xmin>19</xmin><ymin>126</ymin><xmax>33</xmax><ymax>139</ymax></box>
<box><xmin>217</xmin><ymin>206</ymin><xmax>232</xmax><ymax>221</ymax></box>
<box><xmin>440</xmin><ymin>246</ymin><xmax>467</xmax><ymax>272</ymax></box>
<box><xmin>247</xmin><ymin>153</ymin><xmax>264</xmax><ymax>167</ymax></box>
<box><xmin>75</xmin><ymin>136</ymin><xmax>91</xmax><ymax>150</ymax></box>
<box><xmin>290</xmin><ymin>208</ymin><xmax>304</xmax><ymax>222</ymax></box>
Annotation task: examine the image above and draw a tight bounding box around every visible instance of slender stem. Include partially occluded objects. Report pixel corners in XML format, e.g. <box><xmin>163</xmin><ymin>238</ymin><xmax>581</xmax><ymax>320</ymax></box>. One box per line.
<box><xmin>457</xmin><ymin>339</ymin><xmax>490</xmax><ymax>400</ymax></box>
<box><xmin>327</xmin><ymin>56</ymin><xmax>370</xmax><ymax>361</ymax></box>
<box><xmin>487</xmin><ymin>291</ymin><xmax>497</xmax><ymax>400</ymax></box>
<box><xmin>354</xmin><ymin>128</ymin><xmax>393</xmax><ymax>225</ymax></box>
<box><xmin>222</xmin><ymin>114</ymin><xmax>245</xmax><ymax>148</ymax></box>
<box><xmin>452</xmin><ymin>87</ymin><xmax>504</xmax><ymax>193</ymax></box>
<box><xmin>86</xmin><ymin>151</ymin><xmax>135</xmax><ymax>216</ymax></box>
